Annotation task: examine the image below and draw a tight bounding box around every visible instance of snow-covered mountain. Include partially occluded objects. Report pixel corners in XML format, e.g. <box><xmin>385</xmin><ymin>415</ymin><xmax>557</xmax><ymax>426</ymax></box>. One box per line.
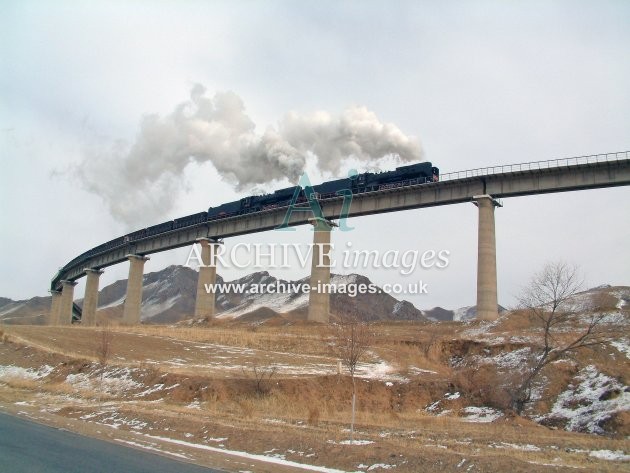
<box><xmin>2</xmin><ymin>266</ymin><xmax>626</xmax><ymax>326</ymax></box>
<box><xmin>0</xmin><ymin>266</ymin><xmax>428</xmax><ymax>324</ymax></box>
<box><xmin>214</xmin><ymin>271</ymin><xmax>426</xmax><ymax>322</ymax></box>
<box><xmin>423</xmin><ymin>304</ymin><xmax>507</xmax><ymax>322</ymax></box>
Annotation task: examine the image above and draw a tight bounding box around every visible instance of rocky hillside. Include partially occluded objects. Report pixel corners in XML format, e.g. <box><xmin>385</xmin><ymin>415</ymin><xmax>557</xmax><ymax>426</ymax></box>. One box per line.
<box><xmin>0</xmin><ymin>266</ymin><xmax>429</xmax><ymax>324</ymax></box>
<box><xmin>424</xmin><ymin>304</ymin><xmax>507</xmax><ymax>322</ymax></box>
<box><xmin>2</xmin><ymin>267</ymin><xmax>626</xmax><ymax>326</ymax></box>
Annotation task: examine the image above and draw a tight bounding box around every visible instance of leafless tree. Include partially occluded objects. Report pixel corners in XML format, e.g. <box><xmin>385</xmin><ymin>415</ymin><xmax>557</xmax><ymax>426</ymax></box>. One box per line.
<box><xmin>96</xmin><ymin>328</ymin><xmax>113</xmax><ymax>401</ymax></box>
<box><xmin>330</xmin><ymin>314</ymin><xmax>374</xmax><ymax>443</ymax></box>
<box><xmin>242</xmin><ymin>363</ymin><xmax>277</xmax><ymax>397</ymax></box>
<box><xmin>510</xmin><ymin>261</ymin><xmax>612</xmax><ymax>414</ymax></box>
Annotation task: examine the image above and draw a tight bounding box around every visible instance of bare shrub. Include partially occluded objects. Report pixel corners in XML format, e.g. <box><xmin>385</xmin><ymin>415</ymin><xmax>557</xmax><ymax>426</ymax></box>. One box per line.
<box><xmin>97</xmin><ymin>329</ymin><xmax>113</xmax><ymax>366</ymax></box>
<box><xmin>96</xmin><ymin>328</ymin><xmax>113</xmax><ymax>400</ymax></box>
<box><xmin>329</xmin><ymin>314</ymin><xmax>374</xmax><ymax>443</ymax></box>
<box><xmin>454</xmin><ymin>365</ymin><xmax>511</xmax><ymax>410</ymax></box>
<box><xmin>510</xmin><ymin>261</ymin><xmax>613</xmax><ymax>414</ymax></box>
<box><xmin>307</xmin><ymin>406</ymin><xmax>321</xmax><ymax>426</ymax></box>
<box><xmin>242</xmin><ymin>363</ymin><xmax>277</xmax><ymax>397</ymax></box>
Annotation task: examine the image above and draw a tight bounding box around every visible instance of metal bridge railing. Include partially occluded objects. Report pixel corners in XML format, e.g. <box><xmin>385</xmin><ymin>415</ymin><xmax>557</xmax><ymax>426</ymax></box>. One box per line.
<box><xmin>439</xmin><ymin>151</ymin><xmax>630</xmax><ymax>182</ymax></box>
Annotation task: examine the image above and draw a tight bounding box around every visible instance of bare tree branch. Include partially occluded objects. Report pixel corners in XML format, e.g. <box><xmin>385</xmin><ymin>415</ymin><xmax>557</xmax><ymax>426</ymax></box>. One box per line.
<box><xmin>510</xmin><ymin>261</ymin><xmax>613</xmax><ymax>414</ymax></box>
<box><xmin>242</xmin><ymin>363</ymin><xmax>277</xmax><ymax>397</ymax></box>
<box><xmin>96</xmin><ymin>328</ymin><xmax>113</xmax><ymax>401</ymax></box>
<box><xmin>329</xmin><ymin>313</ymin><xmax>374</xmax><ymax>443</ymax></box>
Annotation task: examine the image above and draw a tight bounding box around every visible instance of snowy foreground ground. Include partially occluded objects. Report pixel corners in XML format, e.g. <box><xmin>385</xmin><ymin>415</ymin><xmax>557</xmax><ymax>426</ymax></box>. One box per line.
<box><xmin>0</xmin><ymin>311</ymin><xmax>628</xmax><ymax>472</ymax></box>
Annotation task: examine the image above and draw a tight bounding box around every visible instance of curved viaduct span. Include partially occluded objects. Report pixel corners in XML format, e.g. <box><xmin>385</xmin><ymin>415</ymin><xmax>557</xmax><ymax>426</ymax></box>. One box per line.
<box><xmin>49</xmin><ymin>152</ymin><xmax>630</xmax><ymax>326</ymax></box>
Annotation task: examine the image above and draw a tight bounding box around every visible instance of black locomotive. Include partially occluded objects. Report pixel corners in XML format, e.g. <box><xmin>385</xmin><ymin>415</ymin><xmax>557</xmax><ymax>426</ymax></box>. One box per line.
<box><xmin>52</xmin><ymin>162</ymin><xmax>438</xmax><ymax>287</ymax></box>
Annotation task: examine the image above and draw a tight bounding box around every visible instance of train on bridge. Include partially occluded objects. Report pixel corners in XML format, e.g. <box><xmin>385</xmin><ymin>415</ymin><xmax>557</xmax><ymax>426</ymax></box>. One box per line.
<box><xmin>53</xmin><ymin>162</ymin><xmax>439</xmax><ymax>284</ymax></box>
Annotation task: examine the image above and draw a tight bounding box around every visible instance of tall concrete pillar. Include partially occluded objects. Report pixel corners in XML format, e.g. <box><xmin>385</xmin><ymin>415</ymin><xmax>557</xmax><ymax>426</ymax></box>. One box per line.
<box><xmin>194</xmin><ymin>238</ymin><xmax>220</xmax><ymax>319</ymax></box>
<box><xmin>82</xmin><ymin>268</ymin><xmax>104</xmax><ymax>326</ymax></box>
<box><xmin>308</xmin><ymin>218</ymin><xmax>336</xmax><ymax>323</ymax></box>
<box><xmin>49</xmin><ymin>290</ymin><xmax>62</xmax><ymax>325</ymax></box>
<box><xmin>122</xmin><ymin>254</ymin><xmax>149</xmax><ymax>325</ymax></box>
<box><xmin>59</xmin><ymin>280</ymin><xmax>77</xmax><ymax>325</ymax></box>
<box><xmin>473</xmin><ymin>195</ymin><xmax>502</xmax><ymax>321</ymax></box>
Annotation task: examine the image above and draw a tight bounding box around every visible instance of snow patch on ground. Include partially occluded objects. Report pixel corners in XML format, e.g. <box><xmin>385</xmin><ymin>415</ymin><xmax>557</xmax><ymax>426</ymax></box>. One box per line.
<box><xmin>135</xmin><ymin>383</ymin><xmax>165</xmax><ymax>397</ymax></box>
<box><xmin>596</xmin><ymin>312</ymin><xmax>630</xmax><ymax>325</ymax></box>
<box><xmin>538</xmin><ymin>365</ymin><xmax>630</xmax><ymax>434</ymax></box>
<box><xmin>490</xmin><ymin>442</ymin><xmax>541</xmax><ymax>452</ymax></box>
<box><xmin>460</xmin><ymin>407</ymin><xmax>502</xmax><ymax>423</ymax></box>
<box><xmin>66</xmin><ymin>367</ymin><xmax>142</xmax><ymax>395</ymax></box>
<box><xmin>467</xmin><ymin>346</ymin><xmax>532</xmax><ymax>371</ymax></box>
<box><xmin>114</xmin><ymin>439</ymin><xmax>191</xmax><ymax>459</ymax></box>
<box><xmin>408</xmin><ymin>366</ymin><xmax>438</xmax><ymax>375</ymax></box>
<box><xmin>487</xmin><ymin>347</ymin><xmax>531</xmax><ymax>370</ymax></box>
<box><xmin>610</xmin><ymin>339</ymin><xmax>630</xmax><ymax>359</ymax></box>
<box><xmin>425</xmin><ymin>401</ymin><xmax>441</xmax><ymax>412</ymax></box>
<box><xmin>94</xmin><ymin>411</ymin><xmax>148</xmax><ymax>430</ymax></box>
<box><xmin>144</xmin><ymin>434</ymin><xmax>349</xmax><ymax>472</ymax></box>
<box><xmin>0</xmin><ymin>364</ymin><xmax>53</xmax><ymax>381</ymax></box>
<box><xmin>589</xmin><ymin>449</ymin><xmax>630</xmax><ymax>461</ymax></box>
<box><xmin>367</xmin><ymin>464</ymin><xmax>396</xmax><ymax>470</ymax></box>
<box><xmin>462</xmin><ymin>320</ymin><xmax>501</xmax><ymax>339</ymax></box>
<box><xmin>328</xmin><ymin>439</ymin><xmax>374</xmax><ymax>446</ymax></box>
<box><xmin>355</xmin><ymin>360</ymin><xmax>407</xmax><ymax>382</ymax></box>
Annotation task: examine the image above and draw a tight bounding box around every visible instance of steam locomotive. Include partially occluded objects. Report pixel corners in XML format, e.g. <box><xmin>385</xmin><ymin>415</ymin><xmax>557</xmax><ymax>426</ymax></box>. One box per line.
<box><xmin>206</xmin><ymin>161</ymin><xmax>438</xmax><ymax>220</ymax></box>
<box><xmin>55</xmin><ymin>162</ymin><xmax>438</xmax><ymax>280</ymax></box>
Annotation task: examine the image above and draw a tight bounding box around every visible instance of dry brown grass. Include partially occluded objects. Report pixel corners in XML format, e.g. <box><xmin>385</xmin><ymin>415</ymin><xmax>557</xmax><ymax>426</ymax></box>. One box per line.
<box><xmin>374</xmin><ymin>340</ymin><xmax>446</xmax><ymax>374</ymax></box>
<box><xmin>115</xmin><ymin>324</ymin><xmax>331</xmax><ymax>356</ymax></box>
<box><xmin>2</xmin><ymin>319</ymin><xmax>629</xmax><ymax>473</ymax></box>
<box><xmin>1</xmin><ymin>377</ymin><xmax>41</xmax><ymax>390</ymax></box>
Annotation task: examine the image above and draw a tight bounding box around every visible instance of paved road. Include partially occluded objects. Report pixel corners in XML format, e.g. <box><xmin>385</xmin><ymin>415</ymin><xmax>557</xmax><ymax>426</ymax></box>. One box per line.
<box><xmin>0</xmin><ymin>412</ymin><xmax>224</xmax><ymax>473</ymax></box>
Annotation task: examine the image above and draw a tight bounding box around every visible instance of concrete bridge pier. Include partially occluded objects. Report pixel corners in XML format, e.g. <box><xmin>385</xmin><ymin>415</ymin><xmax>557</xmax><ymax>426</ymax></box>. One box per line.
<box><xmin>82</xmin><ymin>268</ymin><xmax>104</xmax><ymax>326</ymax></box>
<box><xmin>49</xmin><ymin>290</ymin><xmax>62</xmax><ymax>325</ymax></box>
<box><xmin>59</xmin><ymin>280</ymin><xmax>77</xmax><ymax>325</ymax></box>
<box><xmin>194</xmin><ymin>238</ymin><xmax>221</xmax><ymax>319</ymax></box>
<box><xmin>122</xmin><ymin>254</ymin><xmax>149</xmax><ymax>325</ymax></box>
<box><xmin>473</xmin><ymin>195</ymin><xmax>502</xmax><ymax>321</ymax></box>
<box><xmin>308</xmin><ymin>218</ymin><xmax>337</xmax><ymax>323</ymax></box>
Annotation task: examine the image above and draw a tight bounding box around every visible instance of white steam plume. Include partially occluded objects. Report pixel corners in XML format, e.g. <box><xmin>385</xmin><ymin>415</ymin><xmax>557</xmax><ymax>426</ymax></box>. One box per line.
<box><xmin>75</xmin><ymin>84</ymin><xmax>422</xmax><ymax>227</ymax></box>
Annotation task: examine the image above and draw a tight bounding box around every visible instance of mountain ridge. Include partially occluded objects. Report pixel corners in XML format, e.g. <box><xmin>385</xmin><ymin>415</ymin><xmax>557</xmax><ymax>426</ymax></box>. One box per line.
<box><xmin>1</xmin><ymin>265</ymin><xmax>619</xmax><ymax>325</ymax></box>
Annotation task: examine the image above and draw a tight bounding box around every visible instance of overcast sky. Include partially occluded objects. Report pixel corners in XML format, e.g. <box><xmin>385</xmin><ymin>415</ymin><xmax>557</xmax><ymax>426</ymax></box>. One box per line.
<box><xmin>1</xmin><ymin>0</ymin><xmax>628</xmax><ymax>311</ymax></box>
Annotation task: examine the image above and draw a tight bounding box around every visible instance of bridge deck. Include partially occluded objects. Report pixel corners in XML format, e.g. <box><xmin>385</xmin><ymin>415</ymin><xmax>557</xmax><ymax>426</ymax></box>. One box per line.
<box><xmin>52</xmin><ymin>153</ymin><xmax>630</xmax><ymax>290</ymax></box>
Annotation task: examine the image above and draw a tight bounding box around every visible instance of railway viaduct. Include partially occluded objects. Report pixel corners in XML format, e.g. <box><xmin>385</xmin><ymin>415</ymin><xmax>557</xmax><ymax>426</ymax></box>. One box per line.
<box><xmin>49</xmin><ymin>152</ymin><xmax>630</xmax><ymax>326</ymax></box>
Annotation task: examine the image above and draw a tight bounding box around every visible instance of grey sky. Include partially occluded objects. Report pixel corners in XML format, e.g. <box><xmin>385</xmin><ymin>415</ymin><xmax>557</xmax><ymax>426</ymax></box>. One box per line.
<box><xmin>1</xmin><ymin>1</ymin><xmax>628</xmax><ymax>310</ymax></box>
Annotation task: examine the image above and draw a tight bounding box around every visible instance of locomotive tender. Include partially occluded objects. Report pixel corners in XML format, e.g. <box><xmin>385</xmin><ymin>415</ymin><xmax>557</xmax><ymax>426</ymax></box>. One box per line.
<box><xmin>52</xmin><ymin>162</ymin><xmax>438</xmax><ymax>286</ymax></box>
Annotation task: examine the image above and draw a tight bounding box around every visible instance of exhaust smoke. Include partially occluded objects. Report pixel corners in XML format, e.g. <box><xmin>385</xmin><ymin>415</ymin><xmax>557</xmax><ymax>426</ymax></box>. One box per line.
<box><xmin>74</xmin><ymin>84</ymin><xmax>422</xmax><ymax>226</ymax></box>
